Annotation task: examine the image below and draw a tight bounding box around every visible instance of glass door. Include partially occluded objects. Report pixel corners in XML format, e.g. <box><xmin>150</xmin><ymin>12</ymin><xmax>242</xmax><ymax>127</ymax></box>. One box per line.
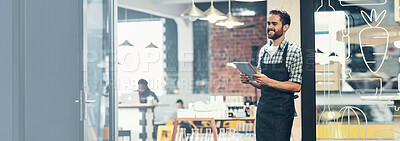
<box><xmin>314</xmin><ymin>0</ymin><xmax>400</xmax><ymax>140</ymax></box>
<box><xmin>83</xmin><ymin>0</ymin><xmax>116</xmax><ymax>141</ymax></box>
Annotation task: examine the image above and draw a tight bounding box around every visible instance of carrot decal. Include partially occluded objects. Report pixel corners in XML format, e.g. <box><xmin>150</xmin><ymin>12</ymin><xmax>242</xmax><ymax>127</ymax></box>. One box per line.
<box><xmin>359</xmin><ymin>9</ymin><xmax>389</xmax><ymax>74</ymax></box>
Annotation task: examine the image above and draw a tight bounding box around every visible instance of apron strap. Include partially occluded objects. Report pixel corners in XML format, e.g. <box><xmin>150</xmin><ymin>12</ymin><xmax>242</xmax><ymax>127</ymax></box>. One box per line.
<box><xmin>282</xmin><ymin>43</ymin><xmax>289</xmax><ymax>66</ymax></box>
<box><xmin>260</xmin><ymin>42</ymin><xmax>290</xmax><ymax>71</ymax></box>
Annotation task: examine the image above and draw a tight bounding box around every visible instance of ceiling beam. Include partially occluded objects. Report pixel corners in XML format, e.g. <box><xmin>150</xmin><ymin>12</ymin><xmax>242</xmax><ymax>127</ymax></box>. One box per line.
<box><xmin>118</xmin><ymin>0</ymin><xmax>189</xmax><ymax>18</ymax></box>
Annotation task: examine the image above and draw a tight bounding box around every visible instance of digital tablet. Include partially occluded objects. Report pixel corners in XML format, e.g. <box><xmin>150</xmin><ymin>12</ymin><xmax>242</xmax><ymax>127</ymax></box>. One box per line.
<box><xmin>233</xmin><ymin>62</ymin><xmax>257</xmax><ymax>81</ymax></box>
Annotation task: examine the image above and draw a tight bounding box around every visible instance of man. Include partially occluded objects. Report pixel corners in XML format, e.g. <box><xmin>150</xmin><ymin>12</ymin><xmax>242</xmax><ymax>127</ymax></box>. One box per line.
<box><xmin>138</xmin><ymin>79</ymin><xmax>159</xmax><ymax>103</ymax></box>
<box><xmin>176</xmin><ymin>99</ymin><xmax>184</xmax><ymax>109</ymax></box>
<box><xmin>174</xmin><ymin>99</ymin><xmax>191</xmax><ymax>133</ymax></box>
<box><xmin>240</xmin><ymin>10</ymin><xmax>302</xmax><ymax>141</ymax></box>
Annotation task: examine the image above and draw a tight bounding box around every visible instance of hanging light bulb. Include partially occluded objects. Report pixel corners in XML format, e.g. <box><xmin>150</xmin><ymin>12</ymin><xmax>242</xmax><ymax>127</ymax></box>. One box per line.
<box><xmin>216</xmin><ymin>0</ymin><xmax>244</xmax><ymax>28</ymax></box>
<box><xmin>216</xmin><ymin>13</ymin><xmax>244</xmax><ymax>28</ymax></box>
<box><xmin>119</xmin><ymin>0</ymin><xmax>134</xmax><ymax>47</ymax></box>
<box><xmin>200</xmin><ymin>0</ymin><xmax>227</xmax><ymax>23</ymax></box>
<box><xmin>180</xmin><ymin>0</ymin><xmax>206</xmax><ymax>21</ymax></box>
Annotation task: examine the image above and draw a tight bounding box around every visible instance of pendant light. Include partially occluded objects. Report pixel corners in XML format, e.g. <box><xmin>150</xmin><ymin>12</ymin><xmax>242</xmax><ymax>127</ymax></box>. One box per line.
<box><xmin>180</xmin><ymin>0</ymin><xmax>206</xmax><ymax>21</ymax></box>
<box><xmin>119</xmin><ymin>0</ymin><xmax>134</xmax><ymax>47</ymax></box>
<box><xmin>216</xmin><ymin>0</ymin><xmax>244</xmax><ymax>28</ymax></box>
<box><xmin>145</xmin><ymin>42</ymin><xmax>158</xmax><ymax>48</ymax></box>
<box><xmin>200</xmin><ymin>0</ymin><xmax>227</xmax><ymax>23</ymax></box>
<box><xmin>119</xmin><ymin>40</ymin><xmax>134</xmax><ymax>46</ymax></box>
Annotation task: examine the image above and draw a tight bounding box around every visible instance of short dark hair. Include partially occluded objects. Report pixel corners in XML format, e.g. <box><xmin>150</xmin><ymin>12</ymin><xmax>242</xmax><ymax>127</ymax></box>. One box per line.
<box><xmin>176</xmin><ymin>99</ymin><xmax>183</xmax><ymax>104</ymax></box>
<box><xmin>138</xmin><ymin>79</ymin><xmax>148</xmax><ymax>86</ymax></box>
<box><xmin>269</xmin><ymin>9</ymin><xmax>291</xmax><ymax>26</ymax></box>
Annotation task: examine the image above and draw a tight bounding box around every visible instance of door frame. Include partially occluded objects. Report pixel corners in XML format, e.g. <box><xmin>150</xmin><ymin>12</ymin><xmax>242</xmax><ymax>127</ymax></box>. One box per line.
<box><xmin>300</xmin><ymin>0</ymin><xmax>316</xmax><ymax>140</ymax></box>
<box><xmin>81</xmin><ymin>0</ymin><xmax>117</xmax><ymax>140</ymax></box>
<box><xmin>109</xmin><ymin>0</ymin><xmax>118</xmax><ymax>140</ymax></box>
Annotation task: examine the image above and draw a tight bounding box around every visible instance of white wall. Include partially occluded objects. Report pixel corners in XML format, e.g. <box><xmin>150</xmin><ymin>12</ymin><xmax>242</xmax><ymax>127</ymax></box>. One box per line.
<box><xmin>116</xmin><ymin>1</ymin><xmax>205</xmax><ymax>123</ymax></box>
<box><xmin>175</xmin><ymin>18</ymin><xmax>195</xmax><ymax>96</ymax></box>
<box><xmin>267</xmin><ymin>0</ymin><xmax>301</xmax><ymax>44</ymax></box>
<box><xmin>117</xmin><ymin>21</ymin><xmax>167</xmax><ymax>95</ymax></box>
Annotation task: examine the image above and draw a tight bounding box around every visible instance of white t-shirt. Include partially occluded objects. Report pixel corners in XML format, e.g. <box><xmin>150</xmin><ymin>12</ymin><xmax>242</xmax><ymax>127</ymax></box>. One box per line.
<box><xmin>267</xmin><ymin>45</ymin><xmax>279</xmax><ymax>56</ymax></box>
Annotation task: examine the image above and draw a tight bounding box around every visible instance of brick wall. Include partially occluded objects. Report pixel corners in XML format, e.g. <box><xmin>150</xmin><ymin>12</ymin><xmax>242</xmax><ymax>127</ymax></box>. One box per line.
<box><xmin>210</xmin><ymin>15</ymin><xmax>267</xmax><ymax>98</ymax></box>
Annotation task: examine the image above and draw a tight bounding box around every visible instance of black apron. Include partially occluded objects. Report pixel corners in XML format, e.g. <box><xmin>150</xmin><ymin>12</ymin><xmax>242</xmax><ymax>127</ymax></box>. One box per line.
<box><xmin>256</xmin><ymin>43</ymin><xmax>295</xmax><ymax>141</ymax></box>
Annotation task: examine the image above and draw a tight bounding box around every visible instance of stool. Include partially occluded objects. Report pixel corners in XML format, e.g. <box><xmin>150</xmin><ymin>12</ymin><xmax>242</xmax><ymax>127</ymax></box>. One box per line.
<box><xmin>157</xmin><ymin>125</ymin><xmax>174</xmax><ymax>141</ymax></box>
<box><xmin>165</xmin><ymin>120</ymin><xmax>174</xmax><ymax>126</ymax></box>
<box><xmin>203</xmin><ymin>121</ymin><xmax>211</xmax><ymax>127</ymax></box>
<box><xmin>118</xmin><ymin>130</ymin><xmax>131</xmax><ymax>141</ymax></box>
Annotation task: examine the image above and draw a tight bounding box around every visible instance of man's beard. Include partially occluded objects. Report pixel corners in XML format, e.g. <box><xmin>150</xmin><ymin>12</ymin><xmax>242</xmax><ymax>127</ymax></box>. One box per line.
<box><xmin>268</xmin><ymin>27</ymin><xmax>284</xmax><ymax>40</ymax></box>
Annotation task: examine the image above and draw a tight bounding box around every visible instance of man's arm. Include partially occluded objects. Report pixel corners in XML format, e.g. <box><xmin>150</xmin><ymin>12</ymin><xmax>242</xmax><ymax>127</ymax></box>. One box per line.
<box><xmin>266</xmin><ymin>79</ymin><xmax>301</xmax><ymax>92</ymax></box>
<box><xmin>253</xmin><ymin>73</ymin><xmax>301</xmax><ymax>93</ymax></box>
<box><xmin>150</xmin><ymin>92</ymin><xmax>159</xmax><ymax>102</ymax></box>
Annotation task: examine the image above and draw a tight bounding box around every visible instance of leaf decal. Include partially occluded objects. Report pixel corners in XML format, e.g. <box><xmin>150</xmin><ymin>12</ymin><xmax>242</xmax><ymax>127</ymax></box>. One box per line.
<box><xmin>360</xmin><ymin>9</ymin><xmax>386</xmax><ymax>27</ymax></box>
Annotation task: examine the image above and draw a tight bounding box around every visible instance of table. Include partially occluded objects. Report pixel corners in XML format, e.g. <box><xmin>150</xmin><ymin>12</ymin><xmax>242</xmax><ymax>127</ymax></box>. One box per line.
<box><xmin>118</xmin><ymin>104</ymin><xmax>168</xmax><ymax>141</ymax></box>
<box><xmin>214</xmin><ymin>117</ymin><xmax>256</xmax><ymax>121</ymax></box>
<box><xmin>360</xmin><ymin>95</ymin><xmax>400</xmax><ymax>140</ymax></box>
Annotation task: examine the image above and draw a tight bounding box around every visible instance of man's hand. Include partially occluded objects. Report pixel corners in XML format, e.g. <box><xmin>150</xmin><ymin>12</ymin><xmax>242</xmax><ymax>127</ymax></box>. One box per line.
<box><xmin>253</xmin><ymin>73</ymin><xmax>272</xmax><ymax>86</ymax></box>
<box><xmin>240</xmin><ymin>73</ymin><xmax>250</xmax><ymax>84</ymax></box>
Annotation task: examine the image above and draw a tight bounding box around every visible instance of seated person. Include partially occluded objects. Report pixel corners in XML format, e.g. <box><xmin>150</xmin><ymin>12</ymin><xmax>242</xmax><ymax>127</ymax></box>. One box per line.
<box><xmin>138</xmin><ymin>79</ymin><xmax>159</xmax><ymax>103</ymax></box>
<box><xmin>176</xmin><ymin>99</ymin><xmax>184</xmax><ymax>109</ymax></box>
<box><xmin>175</xmin><ymin>99</ymin><xmax>191</xmax><ymax>133</ymax></box>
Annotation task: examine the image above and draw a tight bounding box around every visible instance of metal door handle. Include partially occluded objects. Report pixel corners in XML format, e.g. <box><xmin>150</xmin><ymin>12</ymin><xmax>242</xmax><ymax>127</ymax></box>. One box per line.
<box><xmin>75</xmin><ymin>89</ymin><xmax>97</xmax><ymax>121</ymax></box>
<box><xmin>83</xmin><ymin>90</ymin><xmax>97</xmax><ymax>120</ymax></box>
<box><xmin>74</xmin><ymin>90</ymin><xmax>96</xmax><ymax>121</ymax></box>
<box><xmin>86</xmin><ymin>99</ymin><xmax>96</xmax><ymax>103</ymax></box>
<box><xmin>74</xmin><ymin>90</ymin><xmax>84</xmax><ymax>121</ymax></box>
